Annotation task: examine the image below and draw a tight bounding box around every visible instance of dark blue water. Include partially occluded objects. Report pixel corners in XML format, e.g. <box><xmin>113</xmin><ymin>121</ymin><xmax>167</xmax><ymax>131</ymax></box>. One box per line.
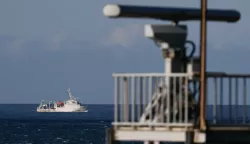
<box><xmin>0</xmin><ymin>104</ymin><xmax>113</xmax><ymax>144</ymax></box>
<box><xmin>0</xmin><ymin>104</ymin><xmax>249</xmax><ymax>144</ymax></box>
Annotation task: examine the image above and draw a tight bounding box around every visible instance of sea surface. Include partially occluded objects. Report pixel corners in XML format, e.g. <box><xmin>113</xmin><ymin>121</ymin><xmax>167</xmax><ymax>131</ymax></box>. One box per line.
<box><xmin>0</xmin><ymin>104</ymin><xmax>113</xmax><ymax>144</ymax></box>
<box><xmin>0</xmin><ymin>104</ymin><xmax>249</xmax><ymax>144</ymax></box>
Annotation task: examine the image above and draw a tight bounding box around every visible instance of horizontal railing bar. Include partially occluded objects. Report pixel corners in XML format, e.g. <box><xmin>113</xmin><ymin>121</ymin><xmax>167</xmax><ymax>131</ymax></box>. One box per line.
<box><xmin>112</xmin><ymin>122</ymin><xmax>194</xmax><ymax>127</ymax></box>
<box><xmin>194</xmin><ymin>72</ymin><xmax>250</xmax><ymax>78</ymax></box>
<box><xmin>113</xmin><ymin>73</ymin><xmax>192</xmax><ymax>77</ymax></box>
<box><xmin>113</xmin><ymin>72</ymin><xmax>250</xmax><ymax>78</ymax></box>
<box><xmin>206</xmin><ymin>75</ymin><xmax>250</xmax><ymax>78</ymax></box>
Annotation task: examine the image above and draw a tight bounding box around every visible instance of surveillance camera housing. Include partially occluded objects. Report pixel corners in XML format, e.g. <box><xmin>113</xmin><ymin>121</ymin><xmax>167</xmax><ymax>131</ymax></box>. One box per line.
<box><xmin>144</xmin><ymin>24</ymin><xmax>187</xmax><ymax>49</ymax></box>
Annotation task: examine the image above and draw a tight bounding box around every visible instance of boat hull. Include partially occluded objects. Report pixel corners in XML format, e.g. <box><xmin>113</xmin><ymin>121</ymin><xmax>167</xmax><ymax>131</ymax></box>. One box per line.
<box><xmin>37</xmin><ymin>106</ymin><xmax>88</xmax><ymax>112</ymax></box>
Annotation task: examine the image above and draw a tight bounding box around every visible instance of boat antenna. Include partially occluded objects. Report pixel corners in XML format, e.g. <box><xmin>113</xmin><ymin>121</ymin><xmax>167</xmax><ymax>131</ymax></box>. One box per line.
<box><xmin>67</xmin><ymin>88</ymin><xmax>75</xmax><ymax>100</ymax></box>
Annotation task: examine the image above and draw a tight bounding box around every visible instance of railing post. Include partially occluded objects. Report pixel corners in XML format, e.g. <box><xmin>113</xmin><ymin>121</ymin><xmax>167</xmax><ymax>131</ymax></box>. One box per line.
<box><xmin>184</xmin><ymin>76</ymin><xmax>188</xmax><ymax>125</ymax></box>
<box><xmin>167</xmin><ymin>75</ymin><xmax>170</xmax><ymax>124</ymax></box>
<box><xmin>161</xmin><ymin>76</ymin><xmax>165</xmax><ymax>123</ymax></box>
<box><xmin>114</xmin><ymin>77</ymin><xmax>118</xmax><ymax>128</ymax></box>
<box><xmin>148</xmin><ymin>76</ymin><xmax>152</xmax><ymax>126</ymax></box>
<box><xmin>143</xmin><ymin>77</ymin><xmax>147</xmax><ymax>116</ymax></box>
<box><xmin>123</xmin><ymin>77</ymin><xmax>129</xmax><ymax>122</ymax></box>
<box><xmin>243</xmin><ymin>78</ymin><xmax>247</xmax><ymax>124</ymax></box>
<box><xmin>213</xmin><ymin>78</ymin><xmax>217</xmax><ymax>124</ymax></box>
<box><xmin>229</xmin><ymin>78</ymin><xmax>232</xmax><ymax>122</ymax></box>
<box><xmin>138</xmin><ymin>77</ymin><xmax>143</xmax><ymax>120</ymax></box>
<box><xmin>106</xmin><ymin>128</ymin><xmax>114</xmax><ymax>144</ymax></box>
<box><xmin>220</xmin><ymin>78</ymin><xmax>223</xmax><ymax>120</ymax></box>
<box><xmin>178</xmin><ymin>77</ymin><xmax>183</xmax><ymax>123</ymax></box>
<box><xmin>131</xmin><ymin>76</ymin><xmax>135</xmax><ymax>125</ymax></box>
<box><xmin>173</xmin><ymin>76</ymin><xmax>177</xmax><ymax>123</ymax></box>
<box><xmin>235</xmin><ymin>78</ymin><xmax>238</xmax><ymax>123</ymax></box>
<box><xmin>119</xmin><ymin>76</ymin><xmax>123</xmax><ymax>123</ymax></box>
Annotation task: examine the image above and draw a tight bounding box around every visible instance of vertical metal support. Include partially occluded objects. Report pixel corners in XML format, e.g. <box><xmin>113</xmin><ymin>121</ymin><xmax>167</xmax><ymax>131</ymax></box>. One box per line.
<box><xmin>235</xmin><ymin>78</ymin><xmax>238</xmax><ymax>122</ymax></box>
<box><xmin>114</xmin><ymin>77</ymin><xmax>118</xmax><ymax>128</ymax></box>
<box><xmin>120</xmin><ymin>78</ymin><xmax>123</xmax><ymax>122</ymax></box>
<box><xmin>149</xmin><ymin>76</ymin><xmax>152</xmax><ymax>124</ymax></box>
<box><xmin>200</xmin><ymin>0</ymin><xmax>207</xmax><ymax>131</ymax></box>
<box><xmin>243</xmin><ymin>78</ymin><xmax>247</xmax><ymax>124</ymax></box>
<box><xmin>186</xmin><ymin>131</ymin><xmax>194</xmax><ymax>144</ymax></box>
<box><xmin>179</xmin><ymin>77</ymin><xmax>183</xmax><ymax>123</ymax></box>
<box><xmin>106</xmin><ymin>128</ymin><xmax>114</xmax><ymax>144</ymax></box>
<box><xmin>161</xmin><ymin>77</ymin><xmax>165</xmax><ymax>123</ymax></box>
<box><xmin>131</xmin><ymin>76</ymin><xmax>135</xmax><ymax>125</ymax></box>
<box><xmin>143</xmin><ymin>77</ymin><xmax>147</xmax><ymax>112</ymax></box>
<box><xmin>213</xmin><ymin>78</ymin><xmax>217</xmax><ymax>124</ymax></box>
<box><xmin>173</xmin><ymin>77</ymin><xmax>177</xmax><ymax>123</ymax></box>
<box><xmin>138</xmin><ymin>77</ymin><xmax>143</xmax><ymax>120</ymax></box>
<box><xmin>167</xmin><ymin>75</ymin><xmax>170</xmax><ymax>124</ymax></box>
<box><xmin>229</xmin><ymin>78</ymin><xmax>232</xmax><ymax>122</ymax></box>
<box><xmin>123</xmin><ymin>77</ymin><xmax>129</xmax><ymax>122</ymax></box>
<box><xmin>220</xmin><ymin>78</ymin><xmax>223</xmax><ymax>120</ymax></box>
<box><xmin>185</xmin><ymin>76</ymin><xmax>188</xmax><ymax>124</ymax></box>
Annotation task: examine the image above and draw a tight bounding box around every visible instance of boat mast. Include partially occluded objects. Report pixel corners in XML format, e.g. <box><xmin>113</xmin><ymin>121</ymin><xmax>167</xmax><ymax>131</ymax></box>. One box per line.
<box><xmin>67</xmin><ymin>88</ymin><xmax>75</xmax><ymax>100</ymax></box>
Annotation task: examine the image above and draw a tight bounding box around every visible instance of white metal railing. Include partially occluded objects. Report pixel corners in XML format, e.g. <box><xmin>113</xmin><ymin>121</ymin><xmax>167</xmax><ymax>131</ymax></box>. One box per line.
<box><xmin>112</xmin><ymin>73</ymin><xmax>197</xmax><ymax>128</ymax></box>
<box><xmin>206</xmin><ymin>74</ymin><xmax>250</xmax><ymax>125</ymax></box>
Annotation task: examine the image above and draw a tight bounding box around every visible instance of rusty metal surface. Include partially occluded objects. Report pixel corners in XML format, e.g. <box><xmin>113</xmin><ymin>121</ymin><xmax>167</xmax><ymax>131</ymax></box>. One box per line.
<box><xmin>209</xmin><ymin>126</ymin><xmax>250</xmax><ymax>131</ymax></box>
<box><xmin>200</xmin><ymin>0</ymin><xmax>207</xmax><ymax>131</ymax></box>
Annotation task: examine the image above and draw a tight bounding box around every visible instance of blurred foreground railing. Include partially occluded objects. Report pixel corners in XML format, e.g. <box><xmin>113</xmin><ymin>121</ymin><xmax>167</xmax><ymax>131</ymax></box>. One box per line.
<box><xmin>112</xmin><ymin>72</ymin><xmax>250</xmax><ymax>129</ymax></box>
<box><xmin>206</xmin><ymin>74</ymin><xmax>250</xmax><ymax>125</ymax></box>
<box><xmin>112</xmin><ymin>73</ymin><xmax>197</xmax><ymax>129</ymax></box>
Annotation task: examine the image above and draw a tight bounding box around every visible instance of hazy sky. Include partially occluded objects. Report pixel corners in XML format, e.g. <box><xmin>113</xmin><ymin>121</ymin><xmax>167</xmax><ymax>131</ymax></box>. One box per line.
<box><xmin>0</xmin><ymin>0</ymin><xmax>249</xmax><ymax>104</ymax></box>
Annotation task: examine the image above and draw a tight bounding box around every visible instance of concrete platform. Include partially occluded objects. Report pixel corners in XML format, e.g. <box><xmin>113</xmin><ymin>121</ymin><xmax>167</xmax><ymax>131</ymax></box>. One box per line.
<box><xmin>106</xmin><ymin>126</ymin><xmax>206</xmax><ymax>143</ymax></box>
<box><xmin>106</xmin><ymin>124</ymin><xmax>250</xmax><ymax>144</ymax></box>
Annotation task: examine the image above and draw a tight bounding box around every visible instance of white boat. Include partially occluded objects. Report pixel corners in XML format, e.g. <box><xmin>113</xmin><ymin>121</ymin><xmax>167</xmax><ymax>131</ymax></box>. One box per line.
<box><xmin>37</xmin><ymin>88</ymin><xmax>88</xmax><ymax>112</ymax></box>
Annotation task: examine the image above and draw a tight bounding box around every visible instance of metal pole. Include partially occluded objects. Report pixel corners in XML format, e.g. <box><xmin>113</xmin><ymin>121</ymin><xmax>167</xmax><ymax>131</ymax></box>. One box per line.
<box><xmin>200</xmin><ymin>0</ymin><xmax>207</xmax><ymax>131</ymax></box>
<box><xmin>213</xmin><ymin>78</ymin><xmax>217</xmax><ymax>124</ymax></box>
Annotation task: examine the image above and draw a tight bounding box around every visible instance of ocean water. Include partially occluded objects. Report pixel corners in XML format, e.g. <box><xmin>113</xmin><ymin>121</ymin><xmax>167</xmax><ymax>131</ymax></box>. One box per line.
<box><xmin>0</xmin><ymin>104</ymin><xmax>113</xmax><ymax>144</ymax></box>
<box><xmin>0</xmin><ymin>104</ymin><xmax>249</xmax><ymax>144</ymax></box>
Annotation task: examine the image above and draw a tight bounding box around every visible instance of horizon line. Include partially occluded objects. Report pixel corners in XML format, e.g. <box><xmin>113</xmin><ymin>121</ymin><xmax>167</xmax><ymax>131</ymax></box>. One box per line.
<box><xmin>0</xmin><ymin>103</ymin><xmax>250</xmax><ymax>106</ymax></box>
